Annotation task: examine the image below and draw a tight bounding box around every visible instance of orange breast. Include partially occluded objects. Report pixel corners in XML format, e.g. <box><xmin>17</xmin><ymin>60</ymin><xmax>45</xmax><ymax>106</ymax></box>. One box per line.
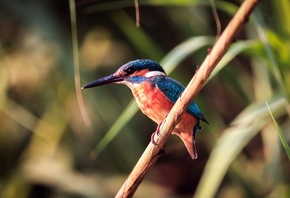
<box><xmin>132</xmin><ymin>81</ymin><xmax>171</xmax><ymax>123</ymax></box>
<box><xmin>131</xmin><ymin>81</ymin><xmax>197</xmax><ymax>135</ymax></box>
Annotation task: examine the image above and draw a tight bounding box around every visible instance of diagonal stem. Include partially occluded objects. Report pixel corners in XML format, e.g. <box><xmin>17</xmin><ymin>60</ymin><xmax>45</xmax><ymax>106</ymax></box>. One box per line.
<box><xmin>116</xmin><ymin>0</ymin><xmax>260</xmax><ymax>197</ymax></box>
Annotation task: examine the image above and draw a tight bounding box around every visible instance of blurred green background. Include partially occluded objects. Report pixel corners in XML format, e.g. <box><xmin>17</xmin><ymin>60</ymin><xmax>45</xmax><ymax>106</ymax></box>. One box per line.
<box><xmin>0</xmin><ymin>0</ymin><xmax>289</xmax><ymax>197</ymax></box>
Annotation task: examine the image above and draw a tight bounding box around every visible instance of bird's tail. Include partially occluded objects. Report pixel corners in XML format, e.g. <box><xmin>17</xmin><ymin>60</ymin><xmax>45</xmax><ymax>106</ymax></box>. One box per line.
<box><xmin>178</xmin><ymin>132</ymin><xmax>198</xmax><ymax>159</ymax></box>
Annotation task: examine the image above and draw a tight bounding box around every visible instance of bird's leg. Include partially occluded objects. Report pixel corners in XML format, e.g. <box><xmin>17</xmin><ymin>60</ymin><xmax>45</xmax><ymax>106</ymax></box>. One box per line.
<box><xmin>151</xmin><ymin>121</ymin><xmax>166</xmax><ymax>157</ymax></box>
<box><xmin>151</xmin><ymin>122</ymin><xmax>163</xmax><ymax>145</ymax></box>
<box><xmin>155</xmin><ymin>120</ymin><xmax>164</xmax><ymax>137</ymax></box>
<box><xmin>151</xmin><ymin>115</ymin><xmax>167</xmax><ymax>145</ymax></box>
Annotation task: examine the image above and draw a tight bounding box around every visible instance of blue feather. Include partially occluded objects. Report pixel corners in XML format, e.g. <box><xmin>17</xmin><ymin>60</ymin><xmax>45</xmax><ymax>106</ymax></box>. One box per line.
<box><xmin>153</xmin><ymin>76</ymin><xmax>208</xmax><ymax>124</ymax></box>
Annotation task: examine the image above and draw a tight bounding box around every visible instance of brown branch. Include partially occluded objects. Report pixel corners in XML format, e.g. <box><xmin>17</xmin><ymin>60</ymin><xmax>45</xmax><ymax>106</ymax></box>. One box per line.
<box><xmin>116</xmin><ymin>0</ymin><xmax>260</xmax><ymax>197</ymax></box>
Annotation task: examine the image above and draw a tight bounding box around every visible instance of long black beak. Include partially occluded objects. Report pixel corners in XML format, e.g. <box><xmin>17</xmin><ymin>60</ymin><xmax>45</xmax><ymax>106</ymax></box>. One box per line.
<box><xmin>82</xmin><ymin>74</ymin><xmax>124</xmax><ymax>89</ymax></box>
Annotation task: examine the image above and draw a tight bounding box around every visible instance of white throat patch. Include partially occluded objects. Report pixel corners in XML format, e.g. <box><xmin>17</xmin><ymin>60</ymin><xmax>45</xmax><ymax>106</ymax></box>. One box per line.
<box><xmin>144</xmin><ymin>71</ymin><xmax>166</xmax><ymax>78</ymax></box>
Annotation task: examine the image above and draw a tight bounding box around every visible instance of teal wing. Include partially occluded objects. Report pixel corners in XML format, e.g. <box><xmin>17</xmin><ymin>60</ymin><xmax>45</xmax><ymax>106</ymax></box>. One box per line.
<box><xmin>154</xmin><ymin>76</ymin><xmax>208</xmax><ymax>124</ymax></box>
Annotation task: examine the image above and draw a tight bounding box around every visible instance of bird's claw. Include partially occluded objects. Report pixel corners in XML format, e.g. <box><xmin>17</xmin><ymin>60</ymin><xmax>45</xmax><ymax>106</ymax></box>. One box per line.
<box><xmin>151</xmin><ymin>129</ymin><xmax>166</xmax><ymax>157</ymax></box>
<box><xmin>156</xmin><ymin>121</ymin><xmax>164</xmax><ymax>136</ymax></box>
<box><xmin>151</xmin><ymin>119</ymin><xmax>165</xmax><ymax>145</ymax></box>
<box><xmin>151</xmin><ymin>132</ymin><xmax>158</xmax><ymax>145</ymax></box>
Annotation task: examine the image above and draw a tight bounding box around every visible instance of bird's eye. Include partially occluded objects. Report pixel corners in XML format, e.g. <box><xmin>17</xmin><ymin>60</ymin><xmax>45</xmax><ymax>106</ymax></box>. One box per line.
<box><xmin>125</xmin><ymin>67</ymin><xmax>135</xmax><ymax>75</ymax></box>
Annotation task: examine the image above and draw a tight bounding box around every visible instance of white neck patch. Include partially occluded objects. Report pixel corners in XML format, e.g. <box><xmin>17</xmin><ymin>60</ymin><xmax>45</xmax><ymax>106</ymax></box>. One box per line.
<box><xmin>144</xmin><ymin>71</ymin><xmax>166</xmax><ymax>78</ymax></box>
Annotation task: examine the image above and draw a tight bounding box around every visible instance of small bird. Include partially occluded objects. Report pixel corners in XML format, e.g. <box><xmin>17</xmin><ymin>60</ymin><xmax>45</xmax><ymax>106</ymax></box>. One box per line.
<box><xmin>82</xmin><ymin>59</ymin><xmax>208</xmax><ymax>159</ymax></box>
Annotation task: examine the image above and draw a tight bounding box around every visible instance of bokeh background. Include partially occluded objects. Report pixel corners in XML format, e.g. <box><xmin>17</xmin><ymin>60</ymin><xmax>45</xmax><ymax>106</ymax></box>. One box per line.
<box><xmin>0</xmin><ymin>0</ymin><xmax>289</xmax><ymax>197</ymax></box>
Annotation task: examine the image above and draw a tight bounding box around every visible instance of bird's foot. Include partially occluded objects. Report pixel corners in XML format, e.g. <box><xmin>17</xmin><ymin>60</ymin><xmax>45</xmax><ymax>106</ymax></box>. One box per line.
<box><xmin>156</xmin><ymin>121</ymin><xmax>164</xmax><ymax>136</ymax></box>
<box><xmin>151</xmin><ymin>130</ymin><xmax>160</xmax><ymax>145</ymax></box>
<box><xmin>151</xmin><ymin>118</ymin><xmax>167</xmax><ymax>157</ymax></box>
<box><xmin>151</xmin><ymin>133</ymin><xmax>166</xmax><ymax>156</ymax></box>
<box><xmin>151</xmin><ymin>120</ymin><xmax>165</xmax><ymax>145</ymax></box>
<box><xmin>151</xmin><ymin>132</ymin><xmax>157</xmax><ymax>145</ymax></box>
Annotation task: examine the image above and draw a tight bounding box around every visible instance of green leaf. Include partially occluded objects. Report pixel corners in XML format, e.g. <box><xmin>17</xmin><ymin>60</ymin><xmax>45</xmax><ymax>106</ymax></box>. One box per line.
<box><xmin>194</xmin><ymin>97</ymin><xmax>287</xmax><ymax>198</ymax></box>
<box><xmin>266</xmin><ymin>101</ymin><xmax>290</xmax><ymax>161</ymax></box>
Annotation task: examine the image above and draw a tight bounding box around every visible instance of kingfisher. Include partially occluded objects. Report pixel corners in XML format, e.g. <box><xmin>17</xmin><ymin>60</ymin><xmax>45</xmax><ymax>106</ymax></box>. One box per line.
<box><xmin>82</xmin><ymin>59</ymin><xmax>208</xmax><ymax>159</ymax></box>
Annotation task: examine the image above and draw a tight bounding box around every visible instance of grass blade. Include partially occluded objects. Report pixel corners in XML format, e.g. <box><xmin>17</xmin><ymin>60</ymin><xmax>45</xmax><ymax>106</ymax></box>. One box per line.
<box><xmin>266</xmin><ymin>101</ymin><xmax>290</xmax><ymax>160</ymax></box>
<box><xmin>194</xmin><ymin>97</ymin><xmax>287</xmax><ymax>198</ymax></box>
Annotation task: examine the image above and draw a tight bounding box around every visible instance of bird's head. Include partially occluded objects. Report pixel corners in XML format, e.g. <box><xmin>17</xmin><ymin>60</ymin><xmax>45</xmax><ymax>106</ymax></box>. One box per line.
<box><xmin>82</xmin><ymin>59</ymin><xmax>166</xmax><ymax>89</ymax></box>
